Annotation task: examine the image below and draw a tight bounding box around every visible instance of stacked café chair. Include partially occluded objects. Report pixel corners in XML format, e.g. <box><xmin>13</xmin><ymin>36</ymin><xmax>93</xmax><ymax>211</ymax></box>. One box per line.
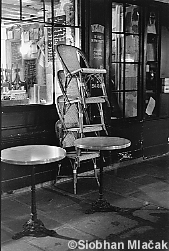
<box><xmin>55</xmin><ymin>95</ymin><xmax>102</xmax><ymax>194</ymax></box>
<box><xmin>56</xmin><ymin>44</ymin><xmax>110</xmax><ymax>135</ymax></box>
<box><xmin>55</xmin><ymin>70</ymin><xmax>109</xmax><ymax>194</ymax></box>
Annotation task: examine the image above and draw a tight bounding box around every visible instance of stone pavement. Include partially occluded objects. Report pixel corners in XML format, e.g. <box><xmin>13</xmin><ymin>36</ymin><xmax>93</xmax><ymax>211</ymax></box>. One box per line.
<box><xmin>1</xmin><ymin>154</ymin><xmax>169</xmax><ymax>251</ymax></box>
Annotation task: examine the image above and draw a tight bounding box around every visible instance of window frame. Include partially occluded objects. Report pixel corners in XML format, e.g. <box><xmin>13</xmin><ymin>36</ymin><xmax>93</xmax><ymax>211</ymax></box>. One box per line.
<box><xmin>110</xmin><ymin>2</ymin><xmax>142</xmax><ymax>120</ymax></box>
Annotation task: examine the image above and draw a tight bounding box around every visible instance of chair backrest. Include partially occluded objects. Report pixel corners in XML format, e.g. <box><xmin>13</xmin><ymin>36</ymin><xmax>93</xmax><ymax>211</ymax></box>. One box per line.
<box><xmin>56</xmin><ymin>44</ymin><xmax>90</xmax><ymax>75</ymax></box>
<box><xmin>55</xmin><ymin>119</ymin><xmax>78</xmax><ymax>149</ymax></box>
<box><xmin>55</xmin><ymin>94</ymin><xmax>82</xmax><ymax>148</ymax></box>
<box><xmin>56</xmin><ymin>95</ymin><xmax>80</xmax><ymax>129</ymax></box>
<box><xmin>57</xmin><ymin>70</ymin><xmax>81</xmax><ymax>99</ymax></box>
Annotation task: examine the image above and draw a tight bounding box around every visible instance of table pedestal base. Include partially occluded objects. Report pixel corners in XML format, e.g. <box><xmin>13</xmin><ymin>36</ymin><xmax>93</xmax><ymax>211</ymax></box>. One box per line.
<box><xmin>12</xmin><ymin>218</ymin><xmax>56</xmax><ymax>240</ymax></box>
<box><xmin>85</xmin><ymin>198</ymin><xmax>128</xmax><ymax>214</ymax></box>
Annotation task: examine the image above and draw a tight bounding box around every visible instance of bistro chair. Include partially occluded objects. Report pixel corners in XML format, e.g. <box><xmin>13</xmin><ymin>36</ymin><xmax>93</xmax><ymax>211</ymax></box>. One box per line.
<box><xmin>55</xmin><ymin>94</ymin><xmax>100</xmax><ymax>194</ymax></box>
<box><xmin>56</xmin><ymin>44</ymin><xmax>110</xmax><ymax>106</ymax></box>
<box><xmin>56</xmin><ymin>44</ymin><xmax>110</xmax><ymax>130</ymax></box>
<box><xmin>57</xmin><ymin>69</ymin><xmax>108</xmax><ymax>135</ymax></box>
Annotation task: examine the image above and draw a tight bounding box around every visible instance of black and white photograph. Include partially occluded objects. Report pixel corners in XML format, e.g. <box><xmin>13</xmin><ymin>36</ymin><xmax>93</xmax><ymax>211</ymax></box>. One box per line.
<box><xmin>1</xmin><ymin>0</ymin><xmax>169</xmax><ymax>250</ymax></box>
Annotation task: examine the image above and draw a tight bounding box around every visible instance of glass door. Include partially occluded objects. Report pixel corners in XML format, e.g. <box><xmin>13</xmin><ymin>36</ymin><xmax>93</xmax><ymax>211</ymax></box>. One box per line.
<box><xmin>145</xmin><ymin>8</ymin><xmax>160</xmax><ymax>118</ymax></box>
<box><xmin>111</xmin><ymin>3</ymin><xmax>141</xmax><ymax>119</ymax></box>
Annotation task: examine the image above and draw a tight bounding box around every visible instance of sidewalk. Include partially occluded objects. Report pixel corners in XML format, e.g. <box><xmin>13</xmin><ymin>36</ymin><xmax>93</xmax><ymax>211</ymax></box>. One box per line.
<box><xmin>1</xmin><ymin>154</ymin><xmax>169</xmax><ymax>251</ymax></box>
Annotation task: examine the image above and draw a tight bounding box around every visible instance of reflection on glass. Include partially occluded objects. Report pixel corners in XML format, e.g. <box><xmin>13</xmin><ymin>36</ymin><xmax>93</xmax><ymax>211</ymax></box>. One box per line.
<box><xmin>146</xmin><ymin>62</ymin><xmax>157</xmax><ymax>91</ymax></box>
<box><xmin>147</xmin><ymin>11</ymin><xmax>157</xmax><ymax>34</ymax></box>
<box><xmin>111</xmin><ymin>63</ymin><xmax>138</xmax><ymax>91</ymax></box>
<box><xmin>112</xmin><ymin>4</ymin><xmax>123</xmax><ymax>32</ymax></box>
<box><xmin>125</xmin><ymin>35</ymin><xmax>139</xmax><ymax>62</ymax></box>
<box><xmin>22</xmin><ymin>1</ymin><xmax>44</xmax><ymax>22</ymax></box>
<box><xmin>110</xmin><ymin>91</ymin><xmax>137</xmax><ymax>118</ymax></box>
<box><xmin>111</xmin><ymin>63</ymin><xmax>124</xmax><ymax>91</ymax></box>
<box><xmin>111</xmin><ymin>3</ymin><xmax>140</xmax><ymax>119</ymax></box>
<box><xmin>111</xmin><ymin>92</ymin><xmax>123</xmax><ymax>119</ymax></box>
<box><xmin>125</xmin><ymin>64</ymin><xmax>138</xmax><ymax>90</ymax></box>
<box><xmin>54</xmin><ymin>0</ymin><xmax>75</xmax><ymax>26</ymax></box>
<box><xmin>112</xmin><ymin>34</ymin><xmax>124</xmax><ymax>62</ymax></box>
<box><xmin>1</xmin><ymin>0</ymin><xmax>80</xmax><ymax>106</ymax></box>
<box><xmin>1</xmin><ymin>24</ymin><xmax>54</xmax><ymax>105</ymax></box>
<box><xmin>145</xmin><ymin>9</ymin><xmax>158</xmax><ymax>117</ymax></box>
<box><xmin>2</xmin><ymin>0</ymin><xmax>20</xmax><ymax>20</ymax></box>
<box><xmin>125</xmin><ymin>5</ymin><xmax>140</xmax><ymax>34</ymax></box>
<box><xmin>125</xmin><ymin>91</ymin><xmax>137</xmax><ymax>117</ymax></box>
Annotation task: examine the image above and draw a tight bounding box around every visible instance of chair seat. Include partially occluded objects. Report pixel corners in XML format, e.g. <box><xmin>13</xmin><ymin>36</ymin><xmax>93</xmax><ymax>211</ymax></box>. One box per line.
<box><xmin>67</xmin><ymin>124</ymin><xmax>103</xmax><ymax>133</ymax></box>
<box><xmin>85</xmin><ymin>96</ymin><xmax>106</xmax><ymax>104</ymax></box>
<box><xmin>70</xmin><ymin>68</ymin><xmax>106</xmax><ymax>76</ymax></box>
<box><xmin>67</xmin><ymin>151</ymin><xmax>100</xmax><ymax>161</ymax></box>
<box><xmin>59</xmin><ymin>96</ymin><xmax>105</xmax><ymax>104</ymax></box>
<box><xmin>81</xmin><ymin>68</ymin><xmax>106</xmax><ymax>74</ymax></box>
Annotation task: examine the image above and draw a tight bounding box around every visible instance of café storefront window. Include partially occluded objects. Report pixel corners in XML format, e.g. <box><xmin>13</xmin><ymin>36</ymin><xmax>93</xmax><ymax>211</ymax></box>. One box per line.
<box><xmin>1</xmin><ymin>0</ymin><xmax>81</xmax><ymax>106</ymax></box>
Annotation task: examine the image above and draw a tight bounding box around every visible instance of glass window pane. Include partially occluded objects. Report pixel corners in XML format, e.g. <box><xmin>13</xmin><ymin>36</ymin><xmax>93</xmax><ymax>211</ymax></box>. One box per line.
<box><xmin>2</xmin><ymin>0</ymin><xmax>20</xmax><ymax>20</ymax></box>
<box><xmin>44</xmin><ymin>0</ymin><xmax>52</xmax><ymax>22</ymax></box>
<box><xmin>145</xmin><ymin>9</ymin><xmax>159</xmax><ymax>118</ymax></box>
<box><xmin>147</xmin><ymin>35</ymin><xmax>157</xmax><ymax>62</ymax></box>
<box><xmin>112</xmin><ymin>34</ymin><xmax>124</xmax><ymax>62</ymax></box>
<box><xmin>125</xmin><ymin>5</ymin><xmax>140</xmax><ymax>34</ymax></box>
<box><xmin>1</xmin><ymin>23</ymin><xmax>54</xmax><ymax>106</ymax></box>
<box><xmin>110</xmin><ymin>91</ymin><xmax>138</xmax><ymax>118</ymax></box>
<box><xmin>125</xmin><ymin>91</ymin><xmax>137</xmax><ymax>117</ymax></box>
<box><xmin>125</xmin><ymin>64</ymin><xmax>138</xmax><ymax>90</ymax></box>
<box><xmin>147</xmin><ymin>10</ymin><xmax>158</xmax><ymax>35</ymax></box>
<box><xmin>111</xmin><ymin>63</ymin><xmax>124</xmax><ymax>91</ymax></box>
<box><xmin>54</xmin><ymin>0</ymin><xmax>75</xmax><ymax>26</ymax></box>
<box><xmin>146</xmin><ymin>62</ymin><xmax>157</xmax><ymax>91</ymax></box>
<box><xmin>47</xmin><ymin>26</ymin><xmax>80</xmax><ymax>61</ymax></box>
<box><xmin>48</xmin><ymin>0</ymin><xmax>81</xmax><ymax>26</ymax></box>
<box><xmin>112</xmin><ymin>3</ymin><xmax>123</xmax><ymax>32</ymax></box>
<box><xmin>111</xmin><ymin>3</ymin><xmax>140</xmax><ymax>119</ymax></box>
<box><xmin>111</xmin><ymin>92</ymin><xmax>123</xmax><ymax>119</ymax></box>
<box><xmin>125</xmin><ymin>35</ymin><xmax>139</xmax><ymax>62</ymax></box>
<box><xmin>1</xmin><ymin>0</ymin><xmax>81</xmax><ymax>106</ymax></box>
<box><xmin>111</xmin><ymin>63</ymin><xmax>138</xmax><ymax>91</ymax></box>
<box><xmin>22</xmin><ymin>2</ymin><xmax>44</xmax><ymax>22</ymax></box>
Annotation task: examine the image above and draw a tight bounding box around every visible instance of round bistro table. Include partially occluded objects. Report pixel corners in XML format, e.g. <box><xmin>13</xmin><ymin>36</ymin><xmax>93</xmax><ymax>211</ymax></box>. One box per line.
<box><xmin>1</xmin><ymin>145</ymin><xmax>66</xmax><ymax>240</ymax></box>
<box><xmin>74</xmin><ymin>137</ymin><xmax>131</xmax><ymax>214</ymax></box>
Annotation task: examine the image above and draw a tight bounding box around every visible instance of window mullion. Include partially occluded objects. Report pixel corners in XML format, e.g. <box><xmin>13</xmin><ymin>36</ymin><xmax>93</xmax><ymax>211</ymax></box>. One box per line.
<box><xmin>123</xmin><ymin>4</ymin><xmax>126</xmax><ymax>118</ymax></box>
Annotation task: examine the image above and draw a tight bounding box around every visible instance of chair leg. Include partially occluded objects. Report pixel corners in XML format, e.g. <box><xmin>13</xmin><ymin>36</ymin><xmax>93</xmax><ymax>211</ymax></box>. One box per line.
<box><xmin>54</xmin><ymin>162</ymin><xmax>62</xmax><ymax>184</ymax></box>
<box><xmin>73</xmin><ymin>157</ymin><xmax>79</xmax><ymax>195</ymax></box>
<box><xmin>73</xmin><ymin>169</ymin><xmax>77</xmax><ymax>195</ymax></box>
<box><xmin>93</xmin><ymin>159</ymin><xmax>100</xmax><ymax>187</ymax></box>
<box><xmin>97</xmin><ymin>103</ymin><xmax>108</xmax><ymax>135</ymax></box>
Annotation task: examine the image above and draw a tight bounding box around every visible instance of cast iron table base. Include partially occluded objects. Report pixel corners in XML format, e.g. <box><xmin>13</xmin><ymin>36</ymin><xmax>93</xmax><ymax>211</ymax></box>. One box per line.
<box><xmin>85</xmin><ymin>198</ymin><xmax>128</xmax><ymax>214</ymax></box>
<box><xmin>74</xmin><ymin>137</ymin><xmax>131</xmax><ymax>215</ymax></box>
<box><xmin>12</xmin><ymin>218</ymin><xmax>56</xmax><ymax>240</ymax></box>
<box><xmin>1</xmin><ymin>145</ymin><xmax>66</xmax><ymax>240</ymax></box>
<box><xmin>12</xmin><ymin>165</ymin><xmax>56</xmax><ymax>240</ymax></box>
